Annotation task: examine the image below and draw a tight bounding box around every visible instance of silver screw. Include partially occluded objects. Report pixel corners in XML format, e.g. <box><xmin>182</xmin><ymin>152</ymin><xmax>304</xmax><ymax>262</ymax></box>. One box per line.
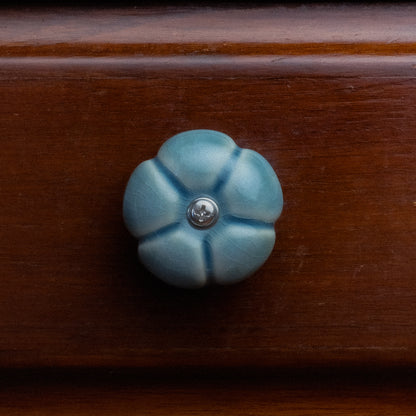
<box><xmin>187</xmin><ymin>197</ymin><xmax>219</xmax><ymax>229</ymax></box>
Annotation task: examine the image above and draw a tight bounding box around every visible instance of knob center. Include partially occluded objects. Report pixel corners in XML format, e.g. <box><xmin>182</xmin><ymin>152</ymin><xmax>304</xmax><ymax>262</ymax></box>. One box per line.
<box><xmin>187</xmin><ymin>197</ymin><xmax>219</xmax><ymax>229</ymax></box>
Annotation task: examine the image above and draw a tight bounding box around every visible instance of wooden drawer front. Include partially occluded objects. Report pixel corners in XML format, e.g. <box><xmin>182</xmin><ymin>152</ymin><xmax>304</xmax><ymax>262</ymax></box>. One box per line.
<box><xmin>0</xmin><ymin>7</ymin><xmax>416</xmax><ymax>369</ymax></box>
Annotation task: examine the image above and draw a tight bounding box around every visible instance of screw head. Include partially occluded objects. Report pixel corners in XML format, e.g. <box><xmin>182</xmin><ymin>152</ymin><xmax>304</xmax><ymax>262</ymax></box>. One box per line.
<box><xmin>187</xmin><ymin>197</ymin><xmax>219</xmax><ymax>229</ymax></box>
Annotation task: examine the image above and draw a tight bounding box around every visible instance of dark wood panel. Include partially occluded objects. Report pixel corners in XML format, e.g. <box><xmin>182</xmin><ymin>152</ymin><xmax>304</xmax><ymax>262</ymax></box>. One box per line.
<box><xmin>0</xmin><ymin>7</ymin><xmax>416</xmax><ymax>369</ymax></box>
<box><xmin>1</xmin><ymin>54</ymin><xmax>415</xmax><ymax>368</ymax></box>
<box><xmin>2</xmin><ymin>370</ymin><xmax>416</xmax><ymax>415</ymax></box>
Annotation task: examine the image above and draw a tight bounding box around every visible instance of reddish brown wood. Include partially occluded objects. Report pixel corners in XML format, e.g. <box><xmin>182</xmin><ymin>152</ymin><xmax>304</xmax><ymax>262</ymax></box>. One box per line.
<box><xmin>0</xmin><ymin>7</ymin><xmax>415</xmax><ymax>370</ymax></box>
<box><xmin>1</xmin><ymin>5</ymin><xmax>416</xmax><ymax>55</ymax></box>
<box><xmin>2</xmin><ymin>370</ymin><xmax>416</xmax><ymax>415</ymax></box>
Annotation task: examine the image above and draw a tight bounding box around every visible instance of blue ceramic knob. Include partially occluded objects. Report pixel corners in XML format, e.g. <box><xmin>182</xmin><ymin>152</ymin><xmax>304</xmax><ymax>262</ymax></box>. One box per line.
<box><xmin>123</xmin><ymin>130</ymin><xmax>283</xmax><ymax>289</ymax></box>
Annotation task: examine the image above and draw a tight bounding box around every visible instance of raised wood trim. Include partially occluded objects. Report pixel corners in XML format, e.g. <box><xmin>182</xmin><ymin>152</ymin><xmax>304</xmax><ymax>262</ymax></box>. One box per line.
<box><xmin>1</xmin><ymin>6</ymin><xmax>416</xmax><ymax>57</ymax></box>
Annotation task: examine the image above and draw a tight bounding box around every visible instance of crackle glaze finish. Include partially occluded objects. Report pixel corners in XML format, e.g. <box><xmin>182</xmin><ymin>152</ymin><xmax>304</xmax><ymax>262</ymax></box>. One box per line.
<box><xmin>123</xmin><ymin>130</ymin><xmax>283</xmax><ymax>289</ymax></box>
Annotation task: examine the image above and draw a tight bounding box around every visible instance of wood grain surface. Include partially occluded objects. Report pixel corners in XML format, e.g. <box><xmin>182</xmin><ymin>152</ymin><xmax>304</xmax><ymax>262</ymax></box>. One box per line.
<box><xmin>0</xmin><ymin>371</ymin><xmax>416</xmax><ymax>416</ymax></box>
<box><xmin>2</xmin><ymin>369</ymin><xmax>416</xmax><ymax>415</ymax></box>
<box><xmin>0</xmin><ymin>6</ymin><xmax>416</xmax><ymax>370</ymax></box>
<box><xmin>2</xmin><ymin>5</ymin><xmax>416</xmax><ymax>56</ymax></box>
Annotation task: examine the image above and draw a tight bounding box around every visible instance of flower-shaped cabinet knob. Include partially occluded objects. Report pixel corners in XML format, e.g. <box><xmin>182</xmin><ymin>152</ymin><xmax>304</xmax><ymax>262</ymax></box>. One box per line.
<box><xmin>123</xmin><ymin>130</ymin><xmax>283</xmax><ymax>289</ymax></box>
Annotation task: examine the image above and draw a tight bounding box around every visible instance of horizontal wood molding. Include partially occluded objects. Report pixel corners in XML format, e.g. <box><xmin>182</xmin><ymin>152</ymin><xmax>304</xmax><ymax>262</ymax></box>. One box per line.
<box><xmin>2</xmin><ymin>369</ymin><xmax>416</xmax><ymax>415</ymax></box>
<box><xmin>1</xmin><ymin>6</ymin><xmax>416</xmax><ymax>56</ymax></box>
<box><xmin>4</xmin><ymin>42</ymin><xmax>416</xmax><ymax>57</ymax></box>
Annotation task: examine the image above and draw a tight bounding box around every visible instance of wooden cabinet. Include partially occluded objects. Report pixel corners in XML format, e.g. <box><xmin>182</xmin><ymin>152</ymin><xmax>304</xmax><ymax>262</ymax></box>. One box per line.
<box><xmin>1</xmin><ymin>5</ymin><xmax>416</xmax><ymax>413</ymax></box>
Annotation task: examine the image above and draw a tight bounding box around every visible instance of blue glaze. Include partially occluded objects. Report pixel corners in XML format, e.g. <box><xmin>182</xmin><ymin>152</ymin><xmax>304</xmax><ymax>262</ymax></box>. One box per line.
<box><xmin>123</xmin><ymin>130</ymin><xmax>283</xmax><ymax>289</ymax></box>
<box><xmin>157</xmin><ymin>130</ymin><xmax>237</xmax><ymax>192</ymax></box>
